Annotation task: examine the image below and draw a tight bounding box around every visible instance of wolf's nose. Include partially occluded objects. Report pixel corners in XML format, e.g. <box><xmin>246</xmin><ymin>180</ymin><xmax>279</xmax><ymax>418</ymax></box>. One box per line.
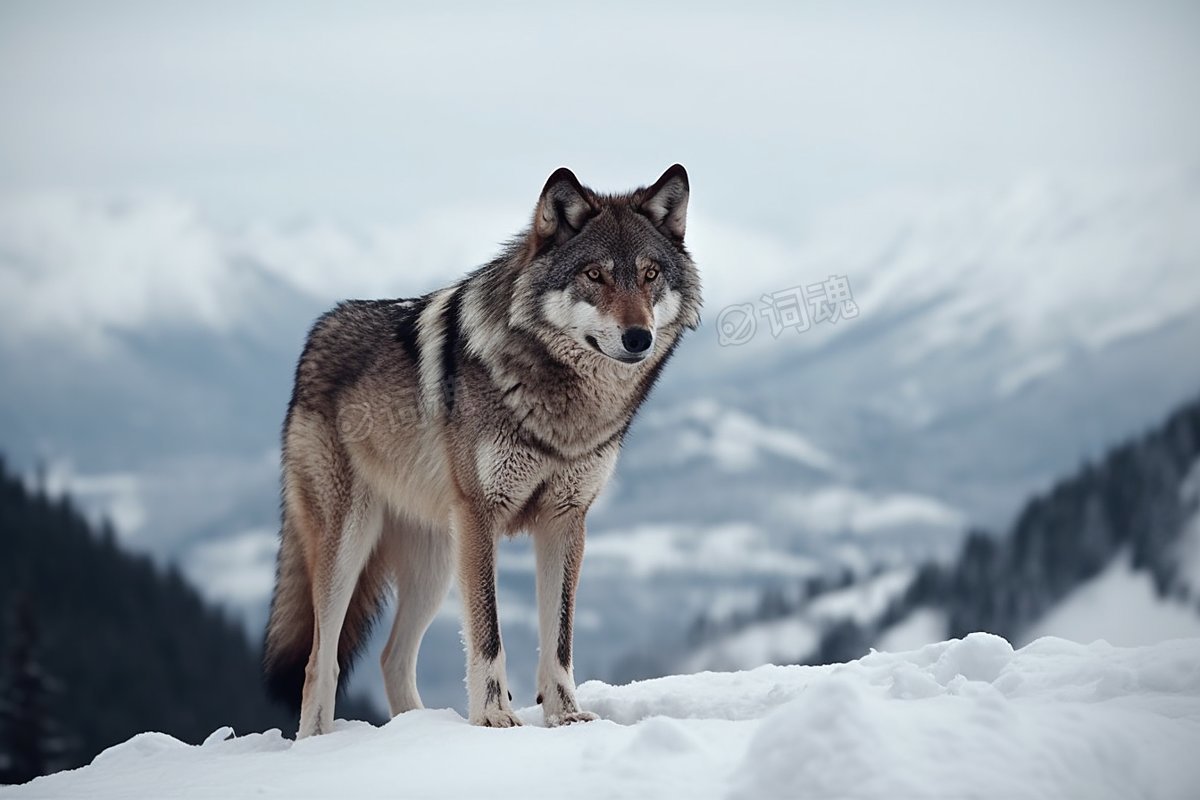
<box><xmin>622</xmin><ymin>327</ymin><xmax>653</xmax><ymax>353</ymax></box>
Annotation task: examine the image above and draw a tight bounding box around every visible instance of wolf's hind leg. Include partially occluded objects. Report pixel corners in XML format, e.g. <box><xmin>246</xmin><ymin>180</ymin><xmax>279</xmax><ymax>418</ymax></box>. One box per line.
<box><xmin>380</xmin><ymin>516</ymin><xmax>454</xmax><ymax>716</ymax></box>
<box><xmin>298</xmin><ymin>484</ymin><xmax>383</xmax><ymax>738</ymax></box>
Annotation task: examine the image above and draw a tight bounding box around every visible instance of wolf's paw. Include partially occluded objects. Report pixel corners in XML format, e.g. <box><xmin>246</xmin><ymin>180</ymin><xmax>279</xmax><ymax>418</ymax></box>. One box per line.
<box><xmin>546</xmin><ymin>709</ymin><xmax>599</xmax><ymax>727</ymax></box>
<box><xmin>474</xmin><ymin>708</ymin><xmax>524</xmax><ymax>728</ymax></box>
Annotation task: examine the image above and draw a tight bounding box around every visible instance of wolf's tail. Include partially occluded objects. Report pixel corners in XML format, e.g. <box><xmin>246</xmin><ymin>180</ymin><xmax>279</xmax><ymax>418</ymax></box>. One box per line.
<box><xmin>263</xmin><ymin>510</ymin><xmax>391</xmax><ymax>710</ymax></box>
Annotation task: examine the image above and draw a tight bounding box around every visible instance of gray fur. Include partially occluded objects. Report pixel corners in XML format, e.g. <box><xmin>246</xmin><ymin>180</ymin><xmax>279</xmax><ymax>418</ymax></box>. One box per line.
<box><xmin>264</xmin><ymin>165</ymin><xmax>702</xmax><ymax>736</ymax></box>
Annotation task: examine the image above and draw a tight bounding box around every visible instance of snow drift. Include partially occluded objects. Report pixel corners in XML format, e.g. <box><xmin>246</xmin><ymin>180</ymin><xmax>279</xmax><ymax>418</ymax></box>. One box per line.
<box><xmin>6</xmin><ymin>634</ymin><xmax>1199</xmax><ymax>799</ymax></box>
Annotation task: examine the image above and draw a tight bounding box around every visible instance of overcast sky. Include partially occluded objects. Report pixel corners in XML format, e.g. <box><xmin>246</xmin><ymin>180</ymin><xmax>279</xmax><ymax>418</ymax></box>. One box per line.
<box><xmin>3</xmin><ymin>1</ymin><xmax>1200</xmax><ymax>557</ymax></box>
<box><xmin>2</xmin><ymin>0</ymin><xmax>1198</xmax><ymax>229</ymax></box>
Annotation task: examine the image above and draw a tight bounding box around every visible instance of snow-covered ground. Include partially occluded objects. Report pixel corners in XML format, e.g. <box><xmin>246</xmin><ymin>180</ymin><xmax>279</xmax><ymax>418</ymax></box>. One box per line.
<box><xmin>8</xmin><ymin>635</ymin><xmax>1199</xmax><ymax>800</ymax></box>
<box><xmin>1020</xmin><ymin>553</ymin><xmax>1200</xmax><ymax>647</ymax></box>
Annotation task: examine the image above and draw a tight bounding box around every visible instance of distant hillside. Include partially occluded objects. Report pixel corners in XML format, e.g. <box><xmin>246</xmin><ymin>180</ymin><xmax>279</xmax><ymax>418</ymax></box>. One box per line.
<box><xmin>893</xmin><ymin>392</ymin><xmax>1200</xmax><ymax>647</ymax></box>
<box><xmin>0</xmin><ymin>456</ymin><xmax>381</xmax><ymax>783</ymax></box>
<box><xmin>672</xmin><ymin>393</ymin><xmax>1200</xmax><ymax>670</ymax></box>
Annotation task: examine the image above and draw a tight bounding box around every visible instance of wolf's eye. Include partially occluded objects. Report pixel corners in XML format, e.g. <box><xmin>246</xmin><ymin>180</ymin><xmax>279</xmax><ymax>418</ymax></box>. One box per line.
<box><xmin>585</xmin><ymin>268</ymin><xmax>603</xmax><ymax>282</ymax></box>
<box><xmin>644</xmin><ymin>268</ymin><xmax>659</xmax><ymax>282</ymax></box>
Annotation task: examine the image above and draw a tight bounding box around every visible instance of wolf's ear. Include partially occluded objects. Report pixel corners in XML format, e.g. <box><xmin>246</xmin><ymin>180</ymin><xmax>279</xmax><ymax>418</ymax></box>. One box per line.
<box><xmin>533</xmin><ymin>167</ymin><xmax>597</xmax><ymax>249</ymax></box>
<box><xmin>639</xmin><ymin>164</ymin><xmax>689</xmax><ymax>242</ymax></box>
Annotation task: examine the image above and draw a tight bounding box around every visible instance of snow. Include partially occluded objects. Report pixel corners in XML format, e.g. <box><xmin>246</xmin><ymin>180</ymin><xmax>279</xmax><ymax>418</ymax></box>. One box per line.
<box><xmin>580</xmin><ymin>523</ymin><xmax>819</xmax><ymax>580</ymax></box>
<box><xmin>1020</xmin><ymin>553</ymin><xmax>1200</xmax><ymax>647</ymax></box>
<box><xmin>11</xmin><ymin>635</ymin><xmax>1200</xmax><ymax>800</ymax></box>
<box><xmin>807</xmin><ymin>568</ymin><xmax>915</xmax><ymax>624</ymax></box>
<box><xmin>0</xmin><ymin>192</ymin><xmax>513</xmax><ymax>350</ymax></box>
<box><xmin>1176</xmin><ymin>458</ymin><xmax>1200</xmax><ymax>596</ymax></box>
<box><xmin>771</xmin><ymin>486</ymin><xmax>964</xmax><ymax>538</ymax></box>
<box><xmin>680</xmin><ymin>617</ymin><xmax>820</xmax><ymax>674</ymax></box>
<box><xmin>645</xmin><ymin>399</ymin><xmax>841</xmax><ymax>475</ymax></box>
<box><xmin>683</xmin><ymin>570</ymin><xmax>918</xmax><ymax>672</ymax></box>
<box><xmin>875</xmin><ymin>608</ymin><xmax>947</xmax><ymax>653</ymax></box>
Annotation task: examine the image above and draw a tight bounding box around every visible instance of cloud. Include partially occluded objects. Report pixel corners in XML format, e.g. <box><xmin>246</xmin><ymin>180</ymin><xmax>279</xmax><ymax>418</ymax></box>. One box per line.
<box><xmin>0</xmin><ymin>192</ymin><xmax>233</xmax><ymax>352</ymax></box>
<box><xmin>183</xmin><ymin>527</ymin><xmax>280</xmax><ymax>608</ymax></box>
<box><xmin>0</xmin><ymin>190</ymin><xmax>518</xmax><ymax>351</ymax></box>
<box><xmin>771</xmin><ymin>487</ymin><xmax>964</xmax><ymax>539</ymax></box>
<box><xmin>37</xmin><ymin>458</ymin><xmax>148</xmax><ymax>538</ymax></box>
<box><xmin>583</xmin><ymin>523</ymin><xmax>820</xmax><ymax>580</ymax></box>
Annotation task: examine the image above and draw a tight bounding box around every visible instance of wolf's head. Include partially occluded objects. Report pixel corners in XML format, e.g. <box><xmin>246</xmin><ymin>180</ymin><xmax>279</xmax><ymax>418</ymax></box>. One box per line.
<box><xmin>517</xmin><ymin>165</ymin><xmax>702</xmax><ymax>365</ymax></box>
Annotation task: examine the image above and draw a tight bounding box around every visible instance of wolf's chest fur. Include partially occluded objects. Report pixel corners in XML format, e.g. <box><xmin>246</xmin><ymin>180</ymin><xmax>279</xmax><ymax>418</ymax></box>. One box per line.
<box><xmin>482</xmin><ymin>332</ymin><xmax>663</xmax><ymax>457</ymax></box>
<box><xmin>448</xmin><ymin>306</ymin><xmax>676</xmax><ymax>530</ymax></box>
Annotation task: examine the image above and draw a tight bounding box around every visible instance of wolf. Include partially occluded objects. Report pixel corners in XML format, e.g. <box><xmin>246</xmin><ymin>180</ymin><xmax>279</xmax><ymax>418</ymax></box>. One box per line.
<box><xmin>263</xmin><ymin>165</ymin><xmax>701</xmax><ymax>736</ymax></box>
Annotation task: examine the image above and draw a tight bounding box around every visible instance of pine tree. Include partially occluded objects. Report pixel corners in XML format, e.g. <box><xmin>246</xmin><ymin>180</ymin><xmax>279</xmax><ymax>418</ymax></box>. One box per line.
<box><xmin>0</xmin><ymin>594</ymin><xmax>69</xmax><ymax>785</ymax></box>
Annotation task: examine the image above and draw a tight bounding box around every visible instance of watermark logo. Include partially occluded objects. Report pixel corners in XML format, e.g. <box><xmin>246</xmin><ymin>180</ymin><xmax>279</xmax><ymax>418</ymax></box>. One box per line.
<box><xmin>717</xmin><ymin>274</ymin><xmax>858</xmax><ymax>346</ymax></box>
<box><xmin>333</xmin><ymin>392</ymin><xmax>448</xmax><ymax>443</ymax></box>
<box><xmin>716</xmin><ymin>303</ymin><xmax>758</xmax><ymax>347</ymax></box>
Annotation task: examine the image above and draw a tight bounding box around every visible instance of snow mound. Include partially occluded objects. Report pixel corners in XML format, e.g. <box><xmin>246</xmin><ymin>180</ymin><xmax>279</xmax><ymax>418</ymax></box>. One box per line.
<box><xmin>9</xmin><ymin>635</ymin><xmax>1200</xmax><ymax>799</ymax></box>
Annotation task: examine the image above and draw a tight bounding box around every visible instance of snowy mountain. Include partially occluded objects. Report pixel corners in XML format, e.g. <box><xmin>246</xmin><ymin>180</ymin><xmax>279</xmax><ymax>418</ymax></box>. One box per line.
<box><xmin>673</xmin><ymin>393</ymin><xmax>1200</xmax><ymax>674</ymax></box>
<box><xmin>3</xmin><ymin>167</ymin><xmax>1200</xmax><ymax>712</ymax></box>
<box><xmin>6</xmin><ymin>635</ymin><xmax>1199</xmax><ymax>799</ymax></box>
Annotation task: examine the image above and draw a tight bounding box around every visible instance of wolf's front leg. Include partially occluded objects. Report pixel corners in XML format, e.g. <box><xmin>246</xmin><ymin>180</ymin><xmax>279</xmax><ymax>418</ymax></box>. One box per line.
<box><xmin>532</xmin><ymin>512</ymin><xmax>598</xmax><ymax>726</ymax></box>
<box><xmin>455</xmin><ymin>507</ymin><xmax>521</xmax><ymax>727</ymax></box>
